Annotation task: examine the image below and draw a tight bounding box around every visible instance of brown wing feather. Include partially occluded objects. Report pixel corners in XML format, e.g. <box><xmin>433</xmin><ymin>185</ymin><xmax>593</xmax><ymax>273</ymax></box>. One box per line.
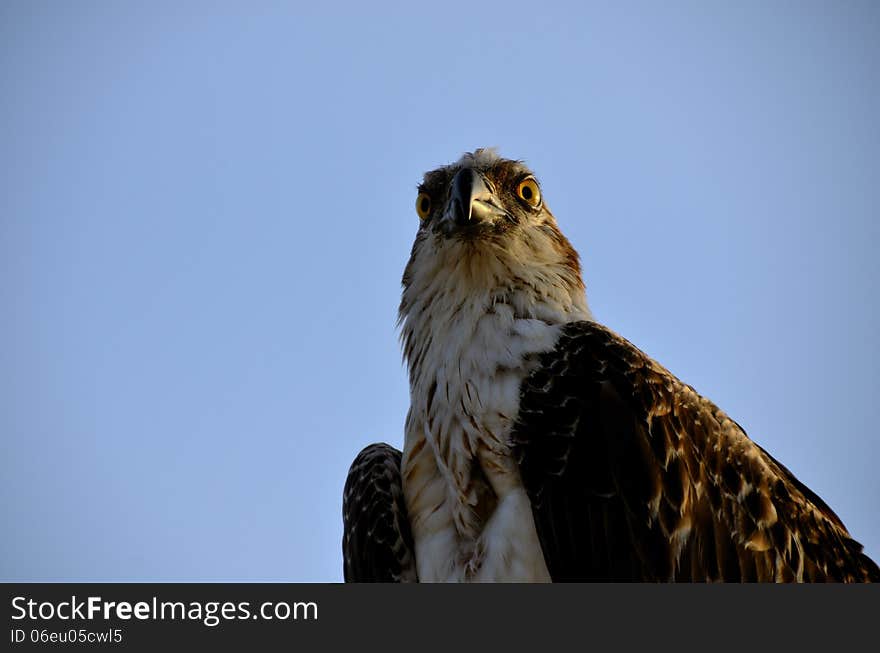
<box><xmin>512</xmin><ymin>321</ymin><xmax>879</xmax><ymax>582</ymax></box>
<box><xmin>342</xmin><ymin>443</ymin><xmax>417</xmax><ymax>582</ymax></box>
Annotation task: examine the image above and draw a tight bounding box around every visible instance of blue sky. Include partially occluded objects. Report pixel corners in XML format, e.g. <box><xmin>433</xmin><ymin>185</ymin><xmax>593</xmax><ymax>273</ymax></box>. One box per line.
<box><xmin>2</xmin><ymin>1</ymin><xmax>878</xmax><ymax>581</ymax></box>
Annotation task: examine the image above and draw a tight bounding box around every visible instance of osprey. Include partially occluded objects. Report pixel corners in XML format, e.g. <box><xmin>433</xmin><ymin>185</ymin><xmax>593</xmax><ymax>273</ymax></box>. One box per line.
<box><xmin>342</xmin><ymin>149</ymin><xmax>878</xmax><ymax>582</ymax></box>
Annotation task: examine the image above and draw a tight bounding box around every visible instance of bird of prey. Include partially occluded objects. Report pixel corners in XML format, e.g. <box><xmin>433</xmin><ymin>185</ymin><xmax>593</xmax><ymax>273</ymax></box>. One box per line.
<box><xmin>342</xmin><ymin>148</ymin><xmax>878</xmax><ymax>582</ymax></box>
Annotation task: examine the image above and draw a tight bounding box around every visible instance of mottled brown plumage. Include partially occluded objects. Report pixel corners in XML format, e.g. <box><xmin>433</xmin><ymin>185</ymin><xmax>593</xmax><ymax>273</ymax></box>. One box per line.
<box><xmin>342</xmin><ymin>444</ymin><xmax>416</xmax><ymax>582</ymax></box>
<box><xmin>512</xmin><ymin>321</ymin><xmax>879</xmax><ymax>582</ymax></box>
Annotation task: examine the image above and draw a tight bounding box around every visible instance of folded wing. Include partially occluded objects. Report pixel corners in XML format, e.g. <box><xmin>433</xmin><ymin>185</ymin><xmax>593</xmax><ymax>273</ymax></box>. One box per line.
<box><xmin>511</xmin><ymin>321</ymin><xmax>879</xmax><ymax>582</ymax></box>
<box><xmin>342</xmin><ymin>443</ymin><xmax>417</xmax><ymax>582</ymax></box>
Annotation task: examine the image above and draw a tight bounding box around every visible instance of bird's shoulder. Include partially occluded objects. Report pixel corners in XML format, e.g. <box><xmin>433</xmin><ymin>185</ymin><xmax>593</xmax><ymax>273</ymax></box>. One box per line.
<box><xmin>342</xmin><ymin>443</ymin><xmax>417</xmax><ymax>582</ymax></box>
<box><xmin>511</xmin><ymin>319</ymin><xmax>878</xmax><ymax>581</ymax></box>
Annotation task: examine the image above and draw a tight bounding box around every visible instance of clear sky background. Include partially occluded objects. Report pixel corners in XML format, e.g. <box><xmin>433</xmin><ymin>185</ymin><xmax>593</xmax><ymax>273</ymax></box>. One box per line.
<box><xmin>2</xmin><ymin>1</ymin><xmax>878</xmax><ymax>581</ymax></box>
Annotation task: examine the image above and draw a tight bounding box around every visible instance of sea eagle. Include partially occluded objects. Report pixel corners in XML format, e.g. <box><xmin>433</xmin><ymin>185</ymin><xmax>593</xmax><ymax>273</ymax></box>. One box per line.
<box><xmin>342</xmin><ymin>148</ymin><xmax>878</xmax><ymax>582</ymax></box>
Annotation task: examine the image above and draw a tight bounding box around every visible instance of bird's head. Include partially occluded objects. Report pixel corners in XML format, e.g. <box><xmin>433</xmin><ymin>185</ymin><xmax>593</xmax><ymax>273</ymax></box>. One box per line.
<box><xmin>399</xmin><ymin>148</ymin><xmax>591</xmax><ymax>337</ymax></box>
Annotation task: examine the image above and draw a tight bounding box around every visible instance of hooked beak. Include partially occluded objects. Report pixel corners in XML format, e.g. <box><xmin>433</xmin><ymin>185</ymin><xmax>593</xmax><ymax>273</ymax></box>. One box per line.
<box><xmin>444</xmin><ymin>168</ymin><xmax>507</xmax><ymax>228</ymax></box>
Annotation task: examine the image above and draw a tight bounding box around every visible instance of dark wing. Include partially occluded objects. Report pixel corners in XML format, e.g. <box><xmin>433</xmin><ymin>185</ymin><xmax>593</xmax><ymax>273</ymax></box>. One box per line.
<box><xmin>511</xmin><ymin>321</ymin><xmax>879</xmax><ymax>582</ymax></box>
<box><xmin>342</xmin><ymin>443</ymin><xmax>417</xmax><ymax>582</ymax></box>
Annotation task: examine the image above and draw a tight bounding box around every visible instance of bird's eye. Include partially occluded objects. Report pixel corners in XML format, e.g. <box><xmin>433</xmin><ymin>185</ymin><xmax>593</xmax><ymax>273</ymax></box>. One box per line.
<box><xmin>516</xmin><ymin>178</ymin><xmax>541</xmax><ymax>208</ymax></box>
<box><xmin>416</xmin><ymin>192</ymin><xmax>431</xmax><ymax>220</ymax></box>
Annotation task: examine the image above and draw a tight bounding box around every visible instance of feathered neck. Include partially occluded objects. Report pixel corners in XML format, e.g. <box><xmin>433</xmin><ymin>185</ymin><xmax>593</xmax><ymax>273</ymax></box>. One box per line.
<box><xmin>399</xmin><ymin>232</ymin><xmax>591</xmax><ymax>386</ymax></box>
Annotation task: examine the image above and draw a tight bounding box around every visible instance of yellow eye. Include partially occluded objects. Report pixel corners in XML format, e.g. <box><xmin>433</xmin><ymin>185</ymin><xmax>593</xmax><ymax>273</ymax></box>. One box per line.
<box><xmin>416</xmin><ymin>192</ymin><xmax>431</xmax><ymax>220</ymax></box>
<box><xmin>516</xmin><ymin>178</ymin><xmax>541</xmax><ymax>207</ymax></box>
